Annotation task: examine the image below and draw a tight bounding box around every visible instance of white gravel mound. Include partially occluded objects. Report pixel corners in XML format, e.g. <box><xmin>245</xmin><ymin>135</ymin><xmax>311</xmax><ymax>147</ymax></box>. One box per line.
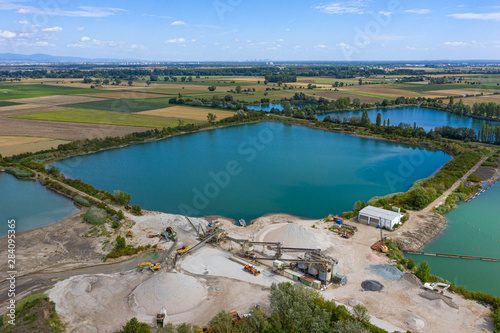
<box><xmin>259</xmin><ymin>223</ymin><xmax>320</xmax><ymax>248</ymax></box>
<box><xmin>405</xmin><ymin>317</ymin><xmax>425</xmax><ymax>331</ymax></box>
<box><xmin>129</xmin><ymin>272</ymin><xmax>208</xmax><ymax>315</ymax></box>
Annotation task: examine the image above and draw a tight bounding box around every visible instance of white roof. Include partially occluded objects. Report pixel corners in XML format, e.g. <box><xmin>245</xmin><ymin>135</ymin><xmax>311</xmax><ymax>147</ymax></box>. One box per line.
<box><xmin>359</xmin><ymin>206</ymin><xmax>400</xmax><ymax>220</ymax></box>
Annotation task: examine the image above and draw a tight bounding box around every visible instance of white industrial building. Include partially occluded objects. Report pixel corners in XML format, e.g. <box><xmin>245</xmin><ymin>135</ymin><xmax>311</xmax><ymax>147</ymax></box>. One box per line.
<box><xmin>358</xmin><ymin>206</ymin><xmax>401</xmax><ymax>230</ymax></box>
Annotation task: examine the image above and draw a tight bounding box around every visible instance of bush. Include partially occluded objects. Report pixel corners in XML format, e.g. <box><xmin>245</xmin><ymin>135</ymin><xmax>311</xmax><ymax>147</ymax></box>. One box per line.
<box><xmin>4</xmin><ymin>166</ymin><xmax>33</xmax><ymax>178</ymax></box>
<box><xmin>73</xmin><ymin>195</ymin><xmax>91</xmax><ymax>207</ymax></box>
<box><xmin>415</xmin><ymin>261</ymin><xmax>431</xmax><ymax>282</ymax></box>
<box><xmin>121</xmin><ymin>317</ymin><xmax>150</xmax><ymax>333</ymax></box>
<box><xmin>407</xmin><ymin>257</ymin><xmax>415</xmax><ymax>270</ymax></box>
<box><xmin>84</xmin><ymin>206</ymin><xmax>107</xmax><ymax>225</ymax></box>
<box><xmin>467</xmin><ymin>174</ymin><xmax>481</xmax><ymax>182</ymax></box>
<box><xmin>113</xmin><ymin>190</ymin><xmax>131</xmax><ymax>205</ymax></box>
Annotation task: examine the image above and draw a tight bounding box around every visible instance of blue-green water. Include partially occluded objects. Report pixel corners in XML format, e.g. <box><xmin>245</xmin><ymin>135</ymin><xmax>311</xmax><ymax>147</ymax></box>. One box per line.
<box><xmin>53</xmin><ymin>122</ymin><xmax>451</xmax><ymax>221</ymax></box>
<box><xmin>247</xmin><ymin>103</ymin><xmax>312</xmax><ymax>112</ymax></box>
<box><xmin>408</xmin><ymin>183</ymin><xmax>500</xmax><ymax>297</ymax></box>
<box><xmin>251</xmin><ymin>105</ymin><xmax>497</xmax><ymax>133</ymax></box>
<box><xmin>0</xmin><ymin>172</ymin><xmax>79</xmax><ymax>236</ymax></box>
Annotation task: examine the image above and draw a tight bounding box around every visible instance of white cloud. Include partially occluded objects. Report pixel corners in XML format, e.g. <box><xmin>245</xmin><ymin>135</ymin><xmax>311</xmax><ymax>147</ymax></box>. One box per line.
<box><xmin>278</xmin><ymin>38</ymin><xmax>284</xmax><ymax>42</ymax></box>
<box><xmin>171</xmin><ymin>20</ymin><xmax>186</xmax><ymax>25</ymax></box>
<box><xmin>0</xmin><ymin>30</ymin><xmax>16</xmax><ymax>38</ymax></box>
<box><xmin>42</xmin><ymin>26</ymin><xmax>62</xmax><ymax>32</ymax></box>
<box><xmin>81</xmin><ymin>36</ymin><xmax>90</xmax><ymax>41</ymax></box>
<box><xmin>76</xmin><ymin>27</ymin><xmax>84</xmax><ymax>31</ymax></box>
<box><xmin>379</xmin><ymin>11</ymin><xmax>392</xmax><ymax>16</ymax></box>
<box><xmin>15</xmin><ymin>6</ymin><xmax>126</xmax><ymax>18</ymax></box>
<box><xmin>444</xmin><ymin>41</ymin><xmax>468</xmax><ymax>46</ymax></box>
<box><xmin>404</xmin><ymin>9</ymin><xmax>432</xmax><ymax>14</ymax></box>
<box><xmin>191</xmin><ymin>39</ymin><xmax>196</xmax><ymax>42</ymax></box>
<box><xmin>66</xmin><ymin>36</ymin><xmax>144</xmax><ymax>51</ymax></box>
<box><xmin>448</xmin><ymin>12</ymin><xmax>500</xmax><ymax>21</ymax></box>
<box><xmin>315</xmin><ymin>44</ymin><xmax>327</xmax><ymax>48</ymax></box>
<box><xmin>18</xmin><ymin>20</ymin><xmax>28</xmax><ymax>24</ymax></box>
<box><xmin>315</xmin><ymin>1</ymin><xmax>368</xmax><ymax>15</ymax></box>
<box><xmin>405</xmin><ymin>46</ymin><xmax>417</xmax><ymax>50</ymax></box>
<box><xmin>18</xmin><ymin>41</ymin><xmax>54</xmax><ymax>47</ymax></box>
<box><xmin>165</xmin><ymin>38</ymin><xmax>186</xmax><ymax>44</ymax></box>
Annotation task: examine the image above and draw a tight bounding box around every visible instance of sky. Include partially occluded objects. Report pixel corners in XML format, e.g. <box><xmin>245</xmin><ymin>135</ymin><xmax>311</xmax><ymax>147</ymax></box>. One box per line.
<box><xmin>0</xmin><ymin>0</ymin><xmax>499</xmax><ymax>61</ymax></box>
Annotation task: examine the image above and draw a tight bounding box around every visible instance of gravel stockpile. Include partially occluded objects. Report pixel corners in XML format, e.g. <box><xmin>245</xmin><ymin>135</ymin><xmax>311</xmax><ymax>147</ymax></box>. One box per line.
<box><xmin>405</xmin><ymin>317</ymin><xmax>425</xmax><ymax>331</ymax></box>
<box><xmin>361</xmin><ymin>280</ymin><xmax>384</xmax><ymax>292</ymax></box>
<box><xmin>368</xmin><ymin>264</ymin><xmax>403</xmax><ymax>281</ymax></box>
<box><xmin>129</xmin><ymin>272</ymin><xmax>208</xmax><ymax>315</ymax></box>
<box><xmin>260</xmin><ymin>223</ymin><xmax>320</xmax><ymax>248</ymax></box>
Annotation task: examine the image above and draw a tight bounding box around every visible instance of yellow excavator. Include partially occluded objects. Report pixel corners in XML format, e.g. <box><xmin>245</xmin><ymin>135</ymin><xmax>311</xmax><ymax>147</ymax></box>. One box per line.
<box><xmin>150</xmin><ymin>262</ymin><xmax>161</xmax><ymax>271</ymax></box>
<box><xmin>138</xmin><ymin>262</ymin><xmax>153</xmax><ymax>271</ymax></box>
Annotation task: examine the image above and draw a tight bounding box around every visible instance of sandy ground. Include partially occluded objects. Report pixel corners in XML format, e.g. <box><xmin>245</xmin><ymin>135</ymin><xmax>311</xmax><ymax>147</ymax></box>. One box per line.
<box><xmin>311</xmin><ymin>91</ymin><xmax>382</xmax><ymax>103</ymax></box>
<box><xmin>0</xmin><ymin>104</ymin><xmax>67</xmax><ymax>116</ymax></box>
<box><xmin>0</xmin><ymin>136</ymin><xmax>70</xmax><ymax>156</ymax></box>
<box><xmin>139</xmin><ymin>106</ymin><xmax>235</xmax><ymax>121</ymax></box>
<box><xmin>39</xmin><ymin>212</ymin><xmax>494</xmax><ymax>332</ymax></box>
<box><xmin>6</xmin><ymin>95</ymin><xmax>104</xmax><ymax>105</ymax></box>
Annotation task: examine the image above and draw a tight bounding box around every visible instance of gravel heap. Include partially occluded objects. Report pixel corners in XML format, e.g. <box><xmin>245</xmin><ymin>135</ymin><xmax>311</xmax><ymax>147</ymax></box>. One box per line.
<box><xmin>405</xmin><ymin>317</ymin><xmax>425</xmax><ymax>331</ymax></box>
<box><xmin>262</xmin><ymin>223</ymin><xmax>319</xmax><ymax>248</ymax></box>
<box><xmin>368</xmin><ymin>264</ymin><xmax>403</xmax><ymax>281</ymax></box>
<box><xmin>129</xmin><ymin>272</ymin><xmax>208</xmax><ymax>316</ymax></box>
<box><xmin>361</xmin><ymin>280</ymin><xmax>384</xmax><ymax>292</ymax></box>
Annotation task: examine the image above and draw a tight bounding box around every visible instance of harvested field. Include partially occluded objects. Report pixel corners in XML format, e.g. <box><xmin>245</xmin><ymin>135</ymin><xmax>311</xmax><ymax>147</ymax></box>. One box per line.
<box><xmin>63</xmin><ymin>97</ymin><xmax>173</xmax><ymax>112</ymax></box>
<box><xmin>311</xmin><ymin>91</ymin><xmax>382</xmax><ymax>103</ymax></box>
<box><xmin>6</xmin><ymin>95</ymin><xmax>105</xmax><ymax>105</ymax></box>
<box><xmin>426</xmin><ymin>89</ymin><xmax>493</xmax><ymax>96</ymax></box>
<box><xmin>0</xmin><ymin>117</ymin><xmax>150</xmax><ymax>141</ymax></box>
<box><xmin>0</xmin><ymin>104</ymin><xmax>68</xmax><ymax>118</ymax></box>
<box><xmin>80</xmin><ymin>91</ymin><xmax>166</xmax><ymax>99</ymax></box>
<box><xmin>0</xmin><ymin>136</ymin><xmax>70</xmax><ymax>156</ymax></box>
<box><xmin>139</xmin><ymin>105</ymin><xmax>235</xmax><ymax>120</ymax></box>
<box><xmin>13</xmin><ymin>108</ymin><xmax>197</xmax><ymax>128</ymax></box>
<box><xmin>341</xmin><ymin>85</ymin><xmax>424</xmax><ymax>98</ymax></box>
<box><xmin>445</xmin><ymin>95</ymin><xmax>500</xmax><ymax>106</ymax></box>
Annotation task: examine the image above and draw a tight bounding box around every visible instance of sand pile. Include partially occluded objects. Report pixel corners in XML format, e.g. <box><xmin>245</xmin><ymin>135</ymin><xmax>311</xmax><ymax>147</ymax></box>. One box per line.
<box><xmin>405</xmin><ymin>317</ymin><xmax>425</xmax><ymax>330</ymax></box>
<box><xmin>368</xmin><ymin>264</ymin><xmax>402</xmax><ymax>281</ymax></box>
<box><xmin>401</xmin><ymin>273</ymin><xmax>423</xmax><ymax>287</ymax></box>
<box><xmin>361</xmin><ymin>280</ymin><xmax>384</xmax><ymax>292</ymax></box>
<box><xmin>129</xmin><ymin>272</ymin><xmax>208</xmax><ymax>316</ymax></box>
<box><xmin>260</xmin><ymin>223</ymin><xmax>320</xmax><ymax>248</ymax></box>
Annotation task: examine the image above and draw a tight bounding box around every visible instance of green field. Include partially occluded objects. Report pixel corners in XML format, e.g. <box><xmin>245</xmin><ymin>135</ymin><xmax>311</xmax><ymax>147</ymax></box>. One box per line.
<box><xmin>0</xmin><ymin>84</ymin><xmax>105</xmax><ymax>100</ymax></box>
<box><xmin>64</xmin><ymin>97</ymin><xmax>177</xmax><ymax>112</ymax></box>
<box><xmin>13</xmin><ymin>108</ymin><xmax>198</xmax><ymax>128</ymax></box>
<box><xmin>399</xmin><ymin>83</ymin><xmax>500</xmax><ymax>92</ymax></box>
<box><xmin>0</xmin><ymin>101</ymin><xmax>22</xmax><ymax>107</ymax></box>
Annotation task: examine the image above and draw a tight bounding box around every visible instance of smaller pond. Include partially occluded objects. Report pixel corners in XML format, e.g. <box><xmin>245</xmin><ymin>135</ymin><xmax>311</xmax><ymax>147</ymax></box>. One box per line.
<box><xmin>0</xmin><ymin>172</ymin><xmax>80</xmax><ymax>236</ymax></box>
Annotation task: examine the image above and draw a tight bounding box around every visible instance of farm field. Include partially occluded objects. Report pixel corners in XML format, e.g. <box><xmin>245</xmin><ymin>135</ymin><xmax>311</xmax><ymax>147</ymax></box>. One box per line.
<box><xmin>63</xmin><ymin>97</ymin><xmax>175</xmax><ymax>112</ymax></box>
<box><xmin>0</xmin><ymin>84</ymin><xmax>104</xmax><ymax>100</ymax></box>
<box><xmin>0</xmin><ymin>136</ymin><xmax>70</xmax><ymax>157</ymax></box>
<box><xmin>139</xmin><ymin>105</ymin><xmax>235</xmax><ymax>121</ymax></box>
<box><xmin>13</xmin><ymin>108</ymin><xmax>198</xmax><ymax>128</ymax></box>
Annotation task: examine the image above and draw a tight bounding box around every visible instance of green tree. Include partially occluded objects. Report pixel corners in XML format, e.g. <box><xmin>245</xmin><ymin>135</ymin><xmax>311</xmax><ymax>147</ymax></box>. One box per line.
<box><xmin>332</xmin><ymin>320</ymin><xmax>369</xmax><ymax>333</ymax></box>
<box><xmin>358</xmin><ymin>78</ymin><xmax>363</xmax><ymax>85</ymax></box>
<box><xmin>270</xmin><ymin>282</ymin><xmax>330</xmax><ymax>333</ymax></box>
<box><xmin>208</xmin><ymin>86</ymin><xmax>216</xmax><ymax>91</ymax></box>
<box><xmin>407</xmin><ymin>257</ymin><xmax>416</xmax><ymax>270</ymax></box>
<box><xmin>376</xmin><ymin>113</ymin><xmax>382</xmax><ymax>127</ymax></box>
<box><xmin>352</xmin><ymin>304</ymin><xmax>370</xmax><ymax>323</ymax></box>
<box><xmin>176</xmin><ymin>323</ymin><xmax>195</xmax><ymax>333</ymax></box>
<box><xmin>121</xmin><ymin>317</ymin><xmax>150</xmax><ymax>333</ymax></box>
<box><xmin>416</xmin><ymin>261</ymin><xmax>431</xmax><ymax>282</ymax></box>
<box><xmin>207</xmin><ymin>113</ymin><xmax>217</xmax><ymax>125</ymax></box>
<box><xmin>127</xmin><ymin>80</ymin><xmax>133</xmax><ymax>86</ymax></box>
<box><xmin>115</xmin><ymin>236</ymin><xmax>126</xmax><ymax>251</ymax></box>
<box><xmin>114</xmin><ymin>190</ymin><xmax>131</xmax><ymax>205</ymax></box>
<box><xmin>361</xmin><ymin>110</ymin><xmax>370</xmax><ymax>127</ymax></box>
<box><xmin>235</xmin><ymin>85</ymin><xmax>242</xmax><ymax>93</ymax></box>
<box><xmin>208</xmin><ymin>310</ymin><xmax>234</xmax><ymax>332</ymax></box>
<box><xmin>353</xmin><ymin>98</ymin><xmax>361</xmax><ymax>107</ymax></box>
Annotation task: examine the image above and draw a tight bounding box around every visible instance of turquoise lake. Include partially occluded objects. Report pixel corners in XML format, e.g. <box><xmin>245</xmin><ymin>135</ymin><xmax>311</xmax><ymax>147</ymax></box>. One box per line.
<box><xmin>247</xmin><ymin>105</ymin><xmax>498</xmax><ymax>133</ymax></box>
<box><xmin>53</xmin><ymin>122</ymin><xmax>452</xmax><ymax>221</ymax></box>
<box><xmin>407</xmin><ymin>182</ymin><xmax>500</xmax><ymax>297</ymax></box>
<box><xmin>0</xmin><ymin>172</ymin><xmax>79</xmax><ymax>236</ymax></box>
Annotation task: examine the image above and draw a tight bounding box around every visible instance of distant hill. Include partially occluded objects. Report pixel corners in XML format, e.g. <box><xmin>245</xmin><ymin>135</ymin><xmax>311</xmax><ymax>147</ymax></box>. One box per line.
<box><xmin>0</xmin><ymin>53</ymin><xmax>140</xmax><ymax>63</ymax></box>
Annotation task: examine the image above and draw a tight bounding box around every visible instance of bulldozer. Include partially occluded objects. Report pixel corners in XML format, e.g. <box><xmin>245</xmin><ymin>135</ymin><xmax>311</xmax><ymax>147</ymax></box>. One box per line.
<box><xmin>138</xmin><ymin>262</ymin><xmax>153</xmax><ymax>271</ymax></box>
<box><xmin>244</xmin><ymin>264</ymin><xmax>261</xmax><ymax>276</ymax></box>
<box><xmin>126</xmin><ymin>230</ymin><xmax>133</xmax><ymax>238</ymax></box>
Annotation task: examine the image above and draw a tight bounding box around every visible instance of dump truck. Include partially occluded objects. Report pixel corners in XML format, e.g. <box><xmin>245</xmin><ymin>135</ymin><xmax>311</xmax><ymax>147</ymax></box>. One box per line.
<box><xmin>156</xmin><ymin>308</ymin><xmax>167</xmax><ymax>328</ymax></box>
<box><xmin>138</xmin><ymin>262</ymin><xmax>153</xmax><ymax>271</ymax></box>
<box><xmin>244</xmin><ymin>264</ymin><xmax>261</xmax><ymax>276</ymax></box>
<box><xmin>231</xmin><ymin>311</ymin><xmax>241</xmax><ymax>325</ymax></box>
<box><xmin>176</xmin><ymin>245</ymin><xmax>190</xmax><ymax>254</ymax></box>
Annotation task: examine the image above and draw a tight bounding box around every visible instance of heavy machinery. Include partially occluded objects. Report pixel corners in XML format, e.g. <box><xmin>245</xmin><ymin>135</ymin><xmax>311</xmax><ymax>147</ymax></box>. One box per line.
<box><xmin>138</xmin><ymin>262</ymin><xmax>153</xmax><ymax>271</ymax></box>
<box><xmin>231</xmin><ymin>311</ymin><xmax>241</xmax><ymax>325</ymax></box>
<box><xmin>161</xmin><ymin>227</ymin><xmax>177</xmax><ymax>241</ymax></box>
<box><xmin>228</xmin><ymin>238</ymin><xmax>321</xmax><ymax>260</ymax></box>
<box><xmin>244</xmin><ymin>264</ymin><xmax>261</xmax><ymax>276</ymax></box>
<box><xmin>176</xmin><ymin>245</ymin><xmax>190</xmax><ymax>254</ymax></box>
<box><xmin>156</xmin><ymin>308</ymin><xmax>167</xmax><ymax>328</ymax></box>
<box><xmin>126</xmin><ymin>230</ymin><xmax>133</xmax><ymax>237</ymax></box>
<box><xmin>423</xmin><ymin>282</ymin><xmax>450</xmax><ymax>293</ymax></box>
<box><xmin>150</xmin><ymin>262</ymin><xmax>162</xmax><ymax>271</ymax></box>
<box><xmin>195</xmin><ymin>327</ymin><xmax>213</xmax><ymax>333</ymax></box>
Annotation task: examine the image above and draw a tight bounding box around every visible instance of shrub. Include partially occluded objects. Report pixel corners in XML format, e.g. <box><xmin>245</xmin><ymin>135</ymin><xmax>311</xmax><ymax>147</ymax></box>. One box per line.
<box><xmin>415</xmin><ymin>261</ymin><xmax>431</xmax><ymax>282</ymax></box>
<box><xmin>73</xmin><ymin>195</ymin><xmax>91</xmax><ymax>207</ymax></box>
<box><xmin>407</xmin><ymin>257</ymin><xmax>416</xmax><ymax>270</ymax></box>
<box><xmin>4</xmin><ymin>166</ymin><xmax>33</xmax><ymax>178</ymax></box>
<box><xmin>467</xmin><ymin>174</ymin><xmax>481</xmax><ymax>182</ymax></box>
<box><xmin>84</xmin><ymin>206</ymin><xmax>107</xmax><ymax>225</ymax></box>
